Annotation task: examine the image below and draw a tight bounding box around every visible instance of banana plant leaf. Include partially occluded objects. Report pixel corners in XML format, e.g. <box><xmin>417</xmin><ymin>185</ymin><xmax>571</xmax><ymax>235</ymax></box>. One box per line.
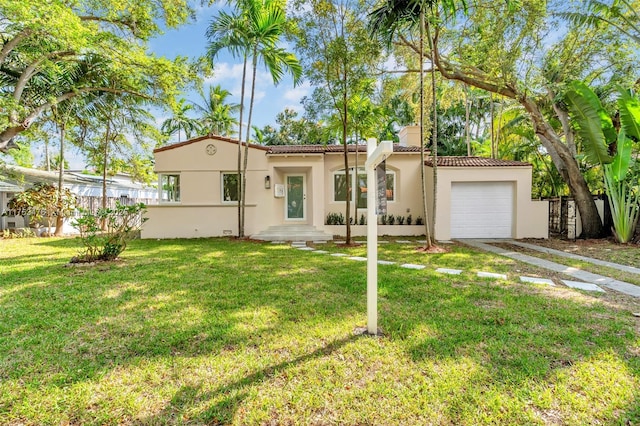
<box><xmin>565</xmin><ymin>81</ymin><xmax>614</xmax><ymax>165</ymax></box>
<box><xmin>618</xmin><ymin>88</ymin><xmax>640</xmax><ymax>142</ymax></box>
<box><xmin>610</xmin><ymin>129</ymin><xmax>633</xmax><ymax>182</ymax></box>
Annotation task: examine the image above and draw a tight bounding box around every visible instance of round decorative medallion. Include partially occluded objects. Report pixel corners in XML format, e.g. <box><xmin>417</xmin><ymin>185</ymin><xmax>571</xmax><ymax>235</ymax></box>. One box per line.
<box><xmin>206</xmin><ymin>143</ymin><xmax>217</xmax><ymax>155</ymax></box>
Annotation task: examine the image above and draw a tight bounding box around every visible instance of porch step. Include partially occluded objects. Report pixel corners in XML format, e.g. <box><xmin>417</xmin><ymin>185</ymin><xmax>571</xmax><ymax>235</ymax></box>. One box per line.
<box><xmin>251</xmin><ymin>225</ymin><xmax>333</xmax><ymax>242</ymax></box>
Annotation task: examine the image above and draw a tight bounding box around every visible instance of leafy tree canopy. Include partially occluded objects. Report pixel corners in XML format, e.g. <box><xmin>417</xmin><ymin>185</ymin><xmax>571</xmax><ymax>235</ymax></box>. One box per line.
<box><xmin>0</xmin><ymin>0</ymin><xmax>197</xmax><ymax>152</ymax></box>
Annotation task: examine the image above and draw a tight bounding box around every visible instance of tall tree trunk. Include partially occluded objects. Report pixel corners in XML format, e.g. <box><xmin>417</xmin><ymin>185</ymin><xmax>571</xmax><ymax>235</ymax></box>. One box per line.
<box><xmin>54</xmin><ymin>123</ymin><xmax>65</xmax><ymax>236</ymax></box>
<box><xmin>241</xmin><ymin>49</ymin><xmax>259</xmax><ymax>239</ymax></box>
<box><xmin>520</xmin><ymin>97</ymin><xmax>604</xmax><ymax>237</ymax></box>
<box><xmin>490</xmin><ymin>93</ymin><xmax>495</xmax><ymax>159</ymax></box>
<box><xmin>237</xmin><ymin>56</ymin><xmax>248</xmax><ymax>238</ymax></box>
<box><xmin>343</xmin><ymin>91</ymin><xmax>351</xmax><ymax>244</ymax></box>
<box><xmin>419</xmin><ymin>10</ymin><xmax>432</xmax><ymax>247</ymax></box>
<box><xmin>354</xmin><ymin>129</ymin><xmax>358</xmax><ymax>226</ymax></box>
<box><xmin>465</xmin><ymin>84</ymin><xmax>471</xmax><ymax>156</ymax></box>
<box><xmin>427</xmin><ymin>20</ymin><xmax>438</xmax><ymax>244</ymax></box>
<box><xmin>101</xmin><ymin>122</ymin><xmax>111</xmax><ymax>231</ymax></box>
<box><xmin>45</xmin><ymin>139</ymin><xmax>51</xmax><ymax>171</ymax></box>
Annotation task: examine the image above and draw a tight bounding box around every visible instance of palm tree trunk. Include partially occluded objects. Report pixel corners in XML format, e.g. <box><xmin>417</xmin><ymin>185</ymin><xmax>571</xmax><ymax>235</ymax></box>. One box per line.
<box><xmin>237</xmin><ymin>55</ymin><xmax>248</xmax><ymax>238</ymax></box>
<box><xmin>426</xmin><ymin>20</ymin><xmax>438</xmax><ymax>245</ymax></box>
<box><xmin>490</xmin><ymin>93</ymin><xmax>495</xmax><ymax>159</ymax></box>
<box><xmin>241</xmin><ymin>48</ymin><xmax>259</xmax><ymax>239</ymax></box>
<box><xmin>465</xmin><ymin>84</ymin><xmax>471</xmax><ymax>156</ymax></box>
<box><xmin>419</xmin><ymin>9</ymin><xmax>432</xmax><ymax>248</ymax></box>
<box><xmin>343</xmin><ymin>86</ymin><xmax>351</xmax><ymax>244</ymax></box>
<box><xmin>101</xmin><ymin>122</ymin><xmax>110</xmax><ymax>231</ymax></box>
<box><xmin>354</xmin><ymin>129</ymin><xmax>358</xmax><ymax>226</ymax></box>
<box><xmin>54</xmin><ymin>122</ymin><xmax>65</xmax><ymax>236</ymax></box>
<box><xmin>45</xmin><ymin>138</ymin><xmax>51</xmax><ymax>171</ymax></box>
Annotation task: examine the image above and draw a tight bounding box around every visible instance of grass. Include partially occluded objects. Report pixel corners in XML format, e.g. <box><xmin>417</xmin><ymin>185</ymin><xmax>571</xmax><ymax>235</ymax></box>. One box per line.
<box><xmin>1</xmin><ymin>237</ymin><xmax>639</xmax><ymax>425</ymax></box>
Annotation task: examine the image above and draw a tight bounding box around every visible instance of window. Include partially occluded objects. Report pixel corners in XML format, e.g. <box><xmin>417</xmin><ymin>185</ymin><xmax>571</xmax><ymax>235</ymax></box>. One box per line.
<box><xmin>333</xmin><ymin>168</ymin><xmax>395</xmax><ymax>207</ymax></box>
<box><xmin>334</xmin><ymin>172</ymin><xmax>348</xmax><ymax>202</ymax></box>
<box><xmin>222</xmin><ymin>173</ymin><xmax>240</xmax><ymax>202</ymax></box>
<box><xmin>161</xmin><ymin>174</ymin><xmax>180</xmax><ymax>202</ymax></box>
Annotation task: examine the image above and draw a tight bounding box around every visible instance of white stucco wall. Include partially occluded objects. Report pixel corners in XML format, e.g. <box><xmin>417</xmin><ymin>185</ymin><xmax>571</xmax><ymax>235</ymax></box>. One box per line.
<box><xmin>142</xmin><ymin>137</ymin><xmax>273</xmax><ymax>239</ymax></box>
<box><xmin>427</xmin><ymin>165</ymin><xmax>548</xmax><ymax>240</ymax></box>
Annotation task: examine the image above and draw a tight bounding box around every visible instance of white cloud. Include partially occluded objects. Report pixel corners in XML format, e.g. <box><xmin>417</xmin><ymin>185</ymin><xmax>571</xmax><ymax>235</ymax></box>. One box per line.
<box><xmin>283</xmin><ymin>103</ymin><xmax>304</xmax><ymax>113</ymax></box>
<box><xmin>205</xmin><ymin>62</ymin><xmax>246</xmax><ymax>83</ymax></box>
<box><xmin>283</xmin><ymin>81</ymin><xmax>311</xmax><ymax>102</ymax></box>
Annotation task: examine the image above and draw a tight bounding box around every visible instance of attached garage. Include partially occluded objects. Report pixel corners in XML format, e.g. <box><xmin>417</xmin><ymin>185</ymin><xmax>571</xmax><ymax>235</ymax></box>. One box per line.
<box><xmin>425</xmin><ymin>156</ymin><xmax>549</xmax><ymax>241</ymax></box>
<box><xmin>450</xmin><ymin>181</ymin><xmax>514</xmax><ymax>238</ymax></box>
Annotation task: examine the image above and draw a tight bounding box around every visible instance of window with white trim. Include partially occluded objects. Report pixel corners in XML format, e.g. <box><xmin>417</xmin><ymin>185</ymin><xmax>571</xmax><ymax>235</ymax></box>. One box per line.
<box><xmin>333</xmin><ymin>168</ymin><xmax>395</xmax><ymax>207</ymax></box>
<box><xmin>160</xmin><ymin>174</ymin><xmax>180</xmax><ymax>202</ymax></box>
<box><xmin>221</xmin><ymin>172</ymin><xmax>240</xmax><ymax>203</ymax></box>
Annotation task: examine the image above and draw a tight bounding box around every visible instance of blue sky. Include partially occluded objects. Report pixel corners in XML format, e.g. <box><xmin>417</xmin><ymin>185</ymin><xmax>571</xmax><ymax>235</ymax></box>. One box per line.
<box><xmin>148</xmin><ymin>4</ymin><xmax>312</xmax><ymax>141</ymax></box>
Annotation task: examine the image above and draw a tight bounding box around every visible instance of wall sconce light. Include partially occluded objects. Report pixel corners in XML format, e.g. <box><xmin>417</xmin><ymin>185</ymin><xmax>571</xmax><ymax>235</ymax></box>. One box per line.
<box><xmin>264</xmin><ymin>175</ymin><xmax>271</xmax><ymax>189</ymax></box>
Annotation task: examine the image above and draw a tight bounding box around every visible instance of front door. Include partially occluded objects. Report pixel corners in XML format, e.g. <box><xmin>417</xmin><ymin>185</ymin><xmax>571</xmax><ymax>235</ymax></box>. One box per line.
<box><xmin>286</xmin><ymin>175</ymin><xmax>306</xmax><ymax>221</ymax></box>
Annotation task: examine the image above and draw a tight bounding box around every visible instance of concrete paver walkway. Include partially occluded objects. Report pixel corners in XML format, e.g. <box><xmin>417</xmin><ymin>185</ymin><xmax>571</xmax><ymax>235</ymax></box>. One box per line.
<box><xmin>463</xmin><ymin>240</ymin><xmax>640</xmax><ymax>298</ymax></box>
<box><xmin>507</xmin><ymin>240</ymin><xmax>640</xmax><ymax>275</ymax></box>
<box><xmin>286</xmin><ymin>240</ymin><xmax>640</xmax><ymax>298</ymax></box>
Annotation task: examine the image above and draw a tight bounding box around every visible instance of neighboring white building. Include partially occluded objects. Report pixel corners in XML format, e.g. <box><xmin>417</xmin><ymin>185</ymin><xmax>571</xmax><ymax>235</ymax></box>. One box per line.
<box><xmin>0</xmin><ymin>164</ymin><xmax>157</xmax><ymax>233</ymax></box>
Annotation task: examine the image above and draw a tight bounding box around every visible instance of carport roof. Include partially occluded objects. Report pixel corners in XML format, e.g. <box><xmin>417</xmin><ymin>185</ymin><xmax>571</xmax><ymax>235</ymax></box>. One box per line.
<box><xmin>424</xmin><ymin>156</ymin><xmax>530</xmax><ymax>167</ymax></box>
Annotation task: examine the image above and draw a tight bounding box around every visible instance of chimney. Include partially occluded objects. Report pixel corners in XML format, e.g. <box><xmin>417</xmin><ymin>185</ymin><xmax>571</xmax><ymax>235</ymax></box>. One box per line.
<box><xmin>398</xmin><ymin>125</ymin><xmax>421</xmax><ymax>147</ymax></box>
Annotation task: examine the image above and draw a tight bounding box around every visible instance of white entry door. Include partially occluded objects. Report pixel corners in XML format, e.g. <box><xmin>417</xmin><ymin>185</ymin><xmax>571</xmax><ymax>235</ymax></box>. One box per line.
<box><xmin>450</xmin><ymin>181</ymin><xmax>514</xmax><ymax>238</ymax></box>
<box><xmin>286</xmin><ymin>175</ymin><xmax>306</xmax><ymax>221</ymax></box>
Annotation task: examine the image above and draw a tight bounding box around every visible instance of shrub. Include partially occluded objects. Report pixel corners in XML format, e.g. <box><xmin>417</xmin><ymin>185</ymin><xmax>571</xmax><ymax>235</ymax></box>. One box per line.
<box><xmin>416</xmin><ymin>216</ymin><xmax>423</xmax><ymax>225</ymax></box>
<box><xmin>381</xmin><ymin>214</ymin><xmax>388</xmax><ymax>225</ymax></box>
<box><xmin>388</xmin><ymin>214</ymin><xmax>395</xmax><ymax>225</ymax></box>
<box><xmin>359</xmin><ymin>214</ymin><xmax>365</xmax><ymax>225</ymax></box>
<box><xmin>397</xmin><ymin>215</ymin><xmax>405</xmax><ymax>225</ymax></box>
<box><xmin>407</xmin><ymin>214</ymin><xmax>412</xmax><ymax>225</ymax></box>
<box><xmin>2</xmin><ymin>228</ymin><xmax>35</xmax><ymax>239</ymax></box>
<box><xmin>6</xmin><ymin>183</ymin><xmax>76</xmax><ymax>231</ymax></box>
<box><xmin>72</xmin><ymin>202</ymin><xmax>147</xmax><ymax>262</ymax></box>
<box><xmin>326</xmin><ymin>212</ymin><xmax>345</xmax><ymax>225</ymax></box>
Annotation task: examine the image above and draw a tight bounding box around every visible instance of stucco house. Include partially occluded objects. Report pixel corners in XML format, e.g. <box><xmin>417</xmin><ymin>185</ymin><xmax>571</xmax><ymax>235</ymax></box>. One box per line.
<box><xmin>141</xmin><ymin>126</ymin><xmax>548</xmax><ymax>241</ymax></box>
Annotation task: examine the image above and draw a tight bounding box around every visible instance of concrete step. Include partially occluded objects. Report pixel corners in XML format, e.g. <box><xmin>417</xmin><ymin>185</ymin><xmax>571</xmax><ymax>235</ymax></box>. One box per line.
<box><xmin>252</xmin><ymin>225</ymin><xmax>333</xmax><ymax>242</ymax></box>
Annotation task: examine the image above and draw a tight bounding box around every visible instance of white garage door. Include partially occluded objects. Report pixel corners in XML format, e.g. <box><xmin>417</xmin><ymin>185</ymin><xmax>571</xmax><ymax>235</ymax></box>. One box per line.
<box><xmin>450</xmin><ymin>181</ymin><xmax>514</xmax><ymax>238</ymax></box>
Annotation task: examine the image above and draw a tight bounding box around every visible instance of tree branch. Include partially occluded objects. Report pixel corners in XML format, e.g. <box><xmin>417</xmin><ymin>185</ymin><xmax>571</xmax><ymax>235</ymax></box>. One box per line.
<box><xmin>1</xmin><ymin>86</ymin><xmax>149</xmax><ymax>151</ymax></box>
<box><xmin>13</xmin><ymin>50</ymin><xmax>76</xmax><ymax>102</ymax></box>
<box><xmin>0</xmin><ymin>29</ymin><xmax>32</xmax><ymax>65</ymax></box>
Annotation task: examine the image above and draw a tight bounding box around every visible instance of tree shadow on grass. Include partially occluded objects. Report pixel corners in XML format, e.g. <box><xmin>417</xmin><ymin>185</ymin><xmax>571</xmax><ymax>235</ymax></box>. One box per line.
<box><xmin>139</xmin><ymin>334</ymin><xmax>360</xmax><ymax>425</ymax></box>
<box><xmin>377</xmin><ymin>267</ymin><xmax>640</xmax><ymax>422</ymax></box>
<box><xmin>0</xmin><ymin>237</ymin><xmax>365</xmax><ymax>388</ymax></box>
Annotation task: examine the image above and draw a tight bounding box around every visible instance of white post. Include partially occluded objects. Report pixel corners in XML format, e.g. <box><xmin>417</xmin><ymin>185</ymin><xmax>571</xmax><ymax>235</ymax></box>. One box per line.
<box><xmin>366</xmin><ymin>138</ymin><xmax>378</xmax><ymax>335</ymax></box>
<box><xmin>365</xmin><ymin>138</ymin><xmax>393</xmax><ymax>335</ymax></box>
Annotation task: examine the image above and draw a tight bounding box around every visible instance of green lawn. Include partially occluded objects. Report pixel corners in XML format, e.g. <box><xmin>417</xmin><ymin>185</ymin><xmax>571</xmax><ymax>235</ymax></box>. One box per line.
<box><xmin>1</xmin><ymin>237</ymin><xmax>639</xmax><ymax>425</ymax></box>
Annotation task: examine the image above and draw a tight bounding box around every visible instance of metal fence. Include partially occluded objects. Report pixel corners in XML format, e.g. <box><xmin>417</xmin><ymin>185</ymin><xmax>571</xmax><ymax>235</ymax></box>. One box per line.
<box><xmin>547</xmin><ymin>195</ymin><xmax>627</xmax><ymax>240</ymax></box>
<box><xmin>74</xmin><ymin>195</ymin><xmax>156</xmax><ymax>216</ymax></box>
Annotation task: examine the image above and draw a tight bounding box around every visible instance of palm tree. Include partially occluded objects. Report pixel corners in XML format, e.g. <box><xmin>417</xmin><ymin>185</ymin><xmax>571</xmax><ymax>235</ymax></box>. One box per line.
<box><xmin>161</xmin><ymin>99</ymin><xmax>201</xmax><ymax>142</ymax></box>
<box><xmin>195</xmin><ymin>85</ymin><xmax>240</xmax><ymax>136</ymax></box>
<box><xmin>370</xmin><ymin>0</ymin><xmax>472</xmax><ymax>247</ymax></box>
<box><xmin>207</xmin><ymin>0</ymin><xmax>302</xmax><ymax>237</ymax></box>
<box><xmin>561</xmin><ymin>0</ymin><xmax>640</xmax><ymax>44</ymax></box>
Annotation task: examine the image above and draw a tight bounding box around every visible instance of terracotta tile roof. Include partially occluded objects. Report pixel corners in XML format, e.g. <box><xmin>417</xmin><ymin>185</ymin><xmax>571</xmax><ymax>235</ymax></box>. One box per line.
<box><xmin>266</xmin><ymin>145</ymin><xmax>326</xmax><ymax>154</ymax></box>
<box><xmin>154</xmin><ymin>137</ymin><xmax>426</xmax><ymax>155</ymax></box>
<box><xmin>266</xmin><ymin>144</ymin><xmax>426</xmax><ymax>154</ymax></box>
<box><xmin>154</xmin><ymin>134</ymin><xmax>269</xmax><ymax>153</ymax></box>
<box><xmin>424</xmin><ymin>156</ymin><xmax>531</xmax><ymax>167</ymax></box>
